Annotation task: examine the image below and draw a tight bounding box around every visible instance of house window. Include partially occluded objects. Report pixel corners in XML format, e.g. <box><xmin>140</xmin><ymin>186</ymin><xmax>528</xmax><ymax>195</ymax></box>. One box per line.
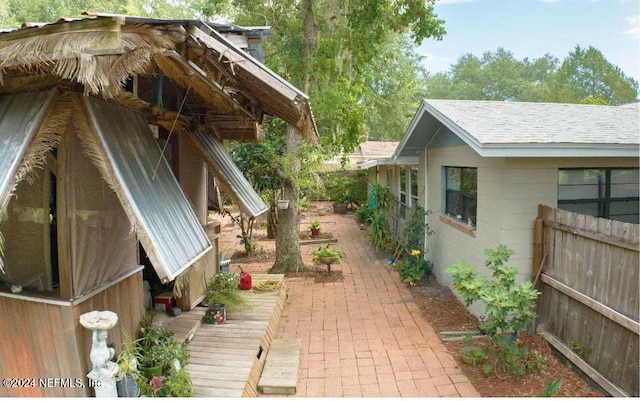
<box><xmin>399</xmin><ymin>166</ymin><xmax>407</xmax><ymax>219</ymax></box>
<box><xmin>558</xmin><ymin>168</ymin><xmax>639</xmax><ymax>224</ymax></box>
<box><xmin>445</xmin><ymin>167</ymin><xmax>477</xmax><ymax>225</ymax></box>
<box><xmin>410</xmin><ymin>167</ymin><xmax>419</xmax><ymax>207</ymax></box>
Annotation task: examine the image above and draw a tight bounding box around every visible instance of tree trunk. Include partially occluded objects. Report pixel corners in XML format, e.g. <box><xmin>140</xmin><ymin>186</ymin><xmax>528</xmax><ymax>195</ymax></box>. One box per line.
<box><xmin>301</xmin><ymin>0</ymin><xmax>316</xmax><ymax>93</ymax></box>
<box><xmin>267</xmin><ymin>189</ymin><xmax>278</xmax><ymax>239</ymax></box>
<box><xmin>270</xmin><ymin>126</ymin><xmax>305</xmax><ymax>273</ymax></box>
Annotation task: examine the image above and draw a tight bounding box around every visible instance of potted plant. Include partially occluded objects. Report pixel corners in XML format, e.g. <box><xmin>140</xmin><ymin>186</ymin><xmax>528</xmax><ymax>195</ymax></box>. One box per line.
<box><xmin>138</xmin><ymin>315</ymin><xmax>190</xmax><ymax>379</ymax></box>
<box><xmin>115</xmin><ymin>334</ymin><xmax>142</xmax><ymax>397</ymax></box>
<box><xmin>332</xmin><ymin>193</ymin><xmax>349</xmax><ymax>214</ymax></box>
<box><xmin>206</xmin><ymin>272</ymin><xmax>244</xmax><ymax>322</ymax></box>
<box><xmin>312</xmin><ymin>244</ymin><xmax>342</xmax><ymax>265</ymax></box>
<box><xmin>309</xmin><ymin>219</ymin><xmax>322</xmax><ymax>236</ymax></box>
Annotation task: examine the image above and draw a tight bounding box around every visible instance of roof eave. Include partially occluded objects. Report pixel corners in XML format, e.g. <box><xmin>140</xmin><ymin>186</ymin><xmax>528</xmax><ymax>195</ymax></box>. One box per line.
<box><xmin>359</xmin><ymin>157</ymin><xmax>420</xmax><ymax>169</ymax></box>
<box><xmin>478</xmin><ymin>143</ymin><xmax>640</xmax><ymax>158</ymax></box>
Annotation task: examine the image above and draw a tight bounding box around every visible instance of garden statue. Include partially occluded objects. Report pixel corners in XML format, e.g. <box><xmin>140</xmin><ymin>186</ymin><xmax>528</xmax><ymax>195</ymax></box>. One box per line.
<box><xmin>79</xmin><ymin>310</ymin><xmax>119</xmax><ymax>397</ymax></box>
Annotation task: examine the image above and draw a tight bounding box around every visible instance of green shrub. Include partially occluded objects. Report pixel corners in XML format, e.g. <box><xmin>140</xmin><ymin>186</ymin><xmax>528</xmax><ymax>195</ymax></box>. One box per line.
<box><xmin>355</xmin><ymin>205</ymin><xmax>372</xmax><ymax>223</ymax></box>
<box><xmin>446</xmin><ymin>245</ymin><xmax>540</xmax><ymax>336</ymax></box>
<box><xmin>368</xmin><ymin>184</ymin><xmax>391</xmax><ymax>250</ymax></box>
<box><xmin>206</xmin><ymin>272</ymin><xmax>244</xmax><ymax>310</ymax></box>
<box><xmin>398</xmin><ymin>249</ymin><xmax>433</xmax><ymax>286</ymax></box>
<box><xmin>446</xmin><ymin>245</ymin><xmax>544</xmax><ymax>377</ymax></box>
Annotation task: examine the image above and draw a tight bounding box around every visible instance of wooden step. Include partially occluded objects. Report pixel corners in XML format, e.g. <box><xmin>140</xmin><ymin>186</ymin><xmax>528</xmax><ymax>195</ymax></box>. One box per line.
<box><xmin>257</xmin><ymin>339</ymin><xmax>301</xmax><ymax>395</ymax></box>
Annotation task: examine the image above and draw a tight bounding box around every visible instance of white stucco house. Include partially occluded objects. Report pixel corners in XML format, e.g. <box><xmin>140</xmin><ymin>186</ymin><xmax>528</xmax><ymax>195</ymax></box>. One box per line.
<box><xmin>361</xmin><ymin>99</ymin><xmax>639</xmax><ymax>316</ymax></box>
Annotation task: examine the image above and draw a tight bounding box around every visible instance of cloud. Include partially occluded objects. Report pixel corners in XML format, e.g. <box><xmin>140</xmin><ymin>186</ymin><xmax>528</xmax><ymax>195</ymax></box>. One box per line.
<box><xmin>624</xmin><ymin>15</ymin><xmax>640</xmax><ymax>40</ymax></box>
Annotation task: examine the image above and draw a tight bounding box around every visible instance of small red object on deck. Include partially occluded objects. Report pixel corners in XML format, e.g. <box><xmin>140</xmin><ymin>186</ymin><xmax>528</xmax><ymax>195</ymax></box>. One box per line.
<box><xmin>239</xmin><ymin>267</ymin><xmax>252</xmax><ymax>290</ymax></box>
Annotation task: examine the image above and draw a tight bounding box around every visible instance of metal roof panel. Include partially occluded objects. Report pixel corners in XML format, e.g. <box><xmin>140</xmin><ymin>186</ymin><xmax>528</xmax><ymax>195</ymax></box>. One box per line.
<box><xmin>0</xmin><ymin>90</ymin><xmax>55</xmax><ymax>212</ymax></box>
<box><xmin>84</xmin><ymin>96</ymin><xmax>211</xmax><ymax>283</ymax></box>
<box><xmin>191</xmin><ymin>131</ymin><xmax>268</xmax><ymax>218</ymax></box>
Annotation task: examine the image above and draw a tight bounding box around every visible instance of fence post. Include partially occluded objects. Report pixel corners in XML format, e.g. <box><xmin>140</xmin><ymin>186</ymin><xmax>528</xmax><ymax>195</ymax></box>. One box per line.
<box><xmin>532</xmin><ymin>205</ymin><xmax>544</xmax><ymax>289</ymax></box>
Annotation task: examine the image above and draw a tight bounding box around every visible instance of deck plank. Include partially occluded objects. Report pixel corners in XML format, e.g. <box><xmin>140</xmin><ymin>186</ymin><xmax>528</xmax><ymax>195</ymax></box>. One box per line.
<box><xmin>258</xmin><ymin>339</ymin><xmax>302</xmax><ymax>395</ymax></box>
<box><xmin>179</xmin><ymin>274</ymin><xmax>286</xmax><ymax>398</ymax></box>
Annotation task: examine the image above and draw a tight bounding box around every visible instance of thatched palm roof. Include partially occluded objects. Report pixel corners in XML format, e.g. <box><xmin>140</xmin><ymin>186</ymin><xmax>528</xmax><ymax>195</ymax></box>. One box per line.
<box><xmin>0</xmin><ymin>14</ymin><xmax>317</xmax><ymax>143</ymax></box>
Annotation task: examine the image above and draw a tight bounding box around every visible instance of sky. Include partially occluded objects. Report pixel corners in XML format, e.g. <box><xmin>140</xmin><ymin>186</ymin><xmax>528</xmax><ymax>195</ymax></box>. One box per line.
<box><xmin>417</xmin><ymin>0</ymin><xmax>640</xmax><ymax>83</ymax></box>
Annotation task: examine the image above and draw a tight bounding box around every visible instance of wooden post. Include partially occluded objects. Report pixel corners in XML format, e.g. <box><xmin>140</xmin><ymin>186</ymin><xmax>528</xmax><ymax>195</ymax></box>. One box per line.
<box><xmin>532</xmin><ymin>204</ymin><xmax>544</xmax><ymax>288</ymax></box>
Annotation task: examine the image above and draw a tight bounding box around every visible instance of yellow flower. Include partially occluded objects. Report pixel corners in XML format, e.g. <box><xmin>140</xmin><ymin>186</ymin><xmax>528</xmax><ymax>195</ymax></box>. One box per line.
<box><xmin>411</xmin><ymin>249</ymin><xmax>421</xmax><ymax>256</ymax></box>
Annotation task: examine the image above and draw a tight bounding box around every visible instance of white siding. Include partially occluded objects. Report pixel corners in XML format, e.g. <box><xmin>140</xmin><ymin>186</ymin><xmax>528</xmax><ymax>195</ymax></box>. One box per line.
<box><xmin>423</xmin><ymin>144</ymin><xmax>639</xmax><ymax>317</ymax></box>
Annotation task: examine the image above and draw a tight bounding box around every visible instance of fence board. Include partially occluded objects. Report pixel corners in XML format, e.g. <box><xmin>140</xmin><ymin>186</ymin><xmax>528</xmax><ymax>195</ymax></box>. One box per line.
<box><xmin>535</xmin><ymin>205</ymin><xmax>639</xmax><ymax>397</ymax></box>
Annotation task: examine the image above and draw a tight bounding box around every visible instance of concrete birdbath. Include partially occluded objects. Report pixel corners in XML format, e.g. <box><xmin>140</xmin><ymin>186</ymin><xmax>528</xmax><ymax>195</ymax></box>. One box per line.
<box><xmin>79</xmin><ymin>311</ymin><xmax>119</xmax><ymax>397</ymax></box>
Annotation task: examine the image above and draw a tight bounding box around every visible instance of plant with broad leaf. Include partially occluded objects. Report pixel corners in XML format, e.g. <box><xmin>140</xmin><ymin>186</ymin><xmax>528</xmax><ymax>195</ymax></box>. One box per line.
<box><xmin>312</xmin><ymin>244</ymin><xmax>342</xmax><ymax>264</ymax></box>
<box><xmin>446</xmin><ymin>245</ymin><xmax>540</xmax><ymax>336</ymax></box>
<box><xmin>398</xmin><ymin>249</ymin><xmax>432</xmax><ymax>286</ymax></box>
<box><xmin>446</xmin><ymin>245</ymin><xmax>545</xmax><ymax>377</ymax></box>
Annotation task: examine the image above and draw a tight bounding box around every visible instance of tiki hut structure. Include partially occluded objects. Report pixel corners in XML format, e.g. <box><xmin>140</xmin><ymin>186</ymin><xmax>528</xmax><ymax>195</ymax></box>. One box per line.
<box><xmin>0</xmin><ymin>14</ymin><xmax>316</xmax><ymax>397</ymax></box>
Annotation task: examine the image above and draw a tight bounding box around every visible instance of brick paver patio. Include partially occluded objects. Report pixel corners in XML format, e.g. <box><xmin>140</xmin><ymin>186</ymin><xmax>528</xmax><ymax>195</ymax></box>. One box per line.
<box><xmin>274</xmin><ymin>211</ymin><xmax>480</xmax><ymax>397</ymax></box>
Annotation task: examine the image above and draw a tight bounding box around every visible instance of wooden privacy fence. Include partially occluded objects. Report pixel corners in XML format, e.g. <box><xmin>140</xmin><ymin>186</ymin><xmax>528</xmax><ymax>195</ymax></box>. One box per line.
<box><xmin>533</xmin><ymin>205</ymin><xmax>639</xmax><ymax>397</ymax></box>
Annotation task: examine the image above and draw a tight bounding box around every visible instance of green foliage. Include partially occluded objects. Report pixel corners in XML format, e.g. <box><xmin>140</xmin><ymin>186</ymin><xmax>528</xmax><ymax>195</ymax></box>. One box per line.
<box><xmin>425</xmin><ymin>46</ymin><xmax>637</xmax><ymax>104</ymax></box>
<box><xmin>314</xmin><ymin>170</ymin><xmax>368</xmax><ymax>205</ymax></box>
<box><xmin>138</xmin><ymin>315</ymin><xmax>190</xmax><ymax>376</ymax></box>
<box><xmin>402</xmin><ymin>205</ymin><xmax>433</xmax><ymax>255</ymax></box>
<box><xmin>541</xmin><ymin>377</ymin><xmax>563</xmax><ymax>397</ymax></box>
<box><xmin>446</xmin><ymin>245</ymin><xmax>540</xmax><ymax>336</ymax></box>
<box><xmin>206</xmin><ymin>272</ymin><xmax>244</xmax><ymax>310</ymax></box>
<box><xmin>312</xmin><ymin>244</ymin><xmax>342</xmax><ymax>264</ymax></box>
<box><xmin>398</xmin><ymin>249</ymin><xmax>432</xmax><ymax>286</ymax></box>
<box><xmin>233</xmin><ymin>0</ymin><xmax>445</xmax><ymax>149</ymax></box>
<box><xmin>309</xmin><ymin>219</ymin><xmax>321</xmax><ymax>230</ymax></box>
<box><xmin>355</xmin><ymin>205</ymin><xmax>373</xmax><ymax>223</ymax></box>
<box><xmin>460</xmin><ymin>345</ymin><xmax>488</xmax><ymax>367</ymax></box>
<box><xmin>447</xmin><ymin>245</ymin><xmax>545</xmax><ymax>377</ymax></box>
<box><xmin>116</xmin><ymin>333</ymin><xmax>143</xmax><ymax>384</ymax></box>
<box><xmin>552</xmin><ymin>46</ymin><xmax>638</xmax><ymax>105</ymax></box>
<box><xmin>368</xmin><ymin>184</ymin><xmax>392</xmax><ymax>250</ymax></box>
<box><xmin>138</xmin><ymin>366</ymin><xmax>193</xmax><ymax>397</ymax></box>
<box><xmin>487</xmin><ymin>335</ymin><xmax>546</xmax><ymax>376</ymax></box>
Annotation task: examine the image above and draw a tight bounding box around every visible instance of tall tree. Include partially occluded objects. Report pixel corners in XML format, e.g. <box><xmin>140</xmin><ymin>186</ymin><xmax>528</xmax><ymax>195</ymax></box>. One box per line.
<box><xmin>426</xmin><ymin>46</ymin><xmax>637</xmax><ymax>105</ymax></box>
<box><xmin>361</xmin><ymin>33</ymin><xmax>430</xmax><ymax>141</ymax></box>
<box><xmin>551</xmin><ymin>45</ymin><xmax>638</xmax><ymax>105</ymax></box>
<box><xmin>232</xmin><ymin>0</ymin><xmax>445</xmax><ymax>272</ymax></box>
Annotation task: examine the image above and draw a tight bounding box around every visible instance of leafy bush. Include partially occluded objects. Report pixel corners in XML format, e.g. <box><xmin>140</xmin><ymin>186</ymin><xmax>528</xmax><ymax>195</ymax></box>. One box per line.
<box><xmin>397</xmin><ymin>205</ymin><xmax>434</xmax><ymax>285</ymax></box>
<box><xmin>355</xmin><ymin>205</ymin><xmax>373</xmax><ymax>223</ymax></box>
<box><xmin>206</xmin><ymin>272</ymin><xmax>244</xmax><ymax>310</ymax></box>
<box><xmin>314</xmin><ymin>170</ymin><xmax>368</xmax><ymax>205</ymax></box>
<box><xmin>446</xmin><ymin>245</ymin><xmax>544</xmax><ymax>377</ymax></box>
<box><xmin>398</xmin><ymin>249</ymin><xmax>433</xmax><ymax>286</ymax></box>
<box><xmin>312</xmin><ymin>244</ymin><xmax>342</xmax><ymax>264</ymax></box>
<box><xmin>446</xmin><ymin>245</ymin><xmax>540</xmax><ymax>336</ymax></box>
<box><xmin>368</xmin><ymin>184</ymin><xmax>391</xmax><ymax>250</ymax></box>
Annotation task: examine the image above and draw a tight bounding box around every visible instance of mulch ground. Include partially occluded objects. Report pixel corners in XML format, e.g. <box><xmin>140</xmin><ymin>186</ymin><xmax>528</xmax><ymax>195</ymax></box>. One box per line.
<box><xmin>410</xmin><ymin>276</ymin><xmax>607</xmax><ymax>397</ymax></box>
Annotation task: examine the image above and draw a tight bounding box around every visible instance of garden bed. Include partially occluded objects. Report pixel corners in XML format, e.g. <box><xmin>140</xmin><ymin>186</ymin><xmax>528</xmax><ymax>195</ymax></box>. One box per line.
<box><xmin>410</xmin><ymin>277</ymin><xmax>606</xmax><ymax>397</ymax></box>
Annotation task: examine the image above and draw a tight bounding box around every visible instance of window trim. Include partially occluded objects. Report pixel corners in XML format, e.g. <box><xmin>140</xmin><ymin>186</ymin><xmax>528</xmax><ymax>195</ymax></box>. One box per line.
<box><xmin>558</xmin><ymin>167</ymin><xmax>639</xmax><ymax>223</ymax></box>
<box><xmin>444</xmin><ymin>166</ymin><xmax>478</xmax><ymax>226</ymax></box>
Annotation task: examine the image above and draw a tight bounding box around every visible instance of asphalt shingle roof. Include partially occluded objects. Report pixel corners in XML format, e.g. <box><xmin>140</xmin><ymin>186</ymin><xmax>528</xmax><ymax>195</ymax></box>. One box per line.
<box><xmin>425</xmin><ymin>99</ymin><xmax>639</xmax><ymax>145</ymax></box>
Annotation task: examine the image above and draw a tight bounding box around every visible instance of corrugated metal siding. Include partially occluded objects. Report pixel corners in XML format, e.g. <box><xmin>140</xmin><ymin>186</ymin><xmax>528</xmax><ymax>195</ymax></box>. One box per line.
<box><xmin>84</xmin><ymin>97</ymin><xmax>211</xmax><ymax>283</ymax></box>
<box><xmin>0</xmin><ymin>91</ymin><xmax>55</xmax><ymax>211</ymax></box>
<box><xmin>191</xmin><ymin>131</ymin><xmax>267</xmax><ymax>218</ymax></box>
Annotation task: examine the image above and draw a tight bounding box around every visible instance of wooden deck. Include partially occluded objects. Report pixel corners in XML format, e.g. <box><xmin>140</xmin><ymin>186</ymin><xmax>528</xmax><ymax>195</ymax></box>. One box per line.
<box><xmin>182</xmin><ymin>274</ymin><xmax>287</xmax><ymax>397</ymax></box>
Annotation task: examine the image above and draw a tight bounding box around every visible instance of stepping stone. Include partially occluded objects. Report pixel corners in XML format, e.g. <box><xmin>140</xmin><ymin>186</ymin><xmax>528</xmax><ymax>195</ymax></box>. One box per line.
<box><xmin>258</xmin><ymin>339</ymin><xmax>302</xmax><ymax>395</ymax></box>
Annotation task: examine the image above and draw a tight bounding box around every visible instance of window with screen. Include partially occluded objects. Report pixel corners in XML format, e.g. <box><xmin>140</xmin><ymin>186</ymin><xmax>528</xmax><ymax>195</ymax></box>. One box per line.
<box><xmin>445</xmin><ymin>167</ymin><xmax>477</xmax><ymax>225</ymax></box>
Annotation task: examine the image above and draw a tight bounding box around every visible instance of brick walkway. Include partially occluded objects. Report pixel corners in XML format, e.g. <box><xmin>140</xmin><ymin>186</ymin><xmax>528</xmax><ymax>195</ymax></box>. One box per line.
<box><xmin>274</xmin><ymin>212</ymin><xmax>480</xmax><ymax>397</ymax></box>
